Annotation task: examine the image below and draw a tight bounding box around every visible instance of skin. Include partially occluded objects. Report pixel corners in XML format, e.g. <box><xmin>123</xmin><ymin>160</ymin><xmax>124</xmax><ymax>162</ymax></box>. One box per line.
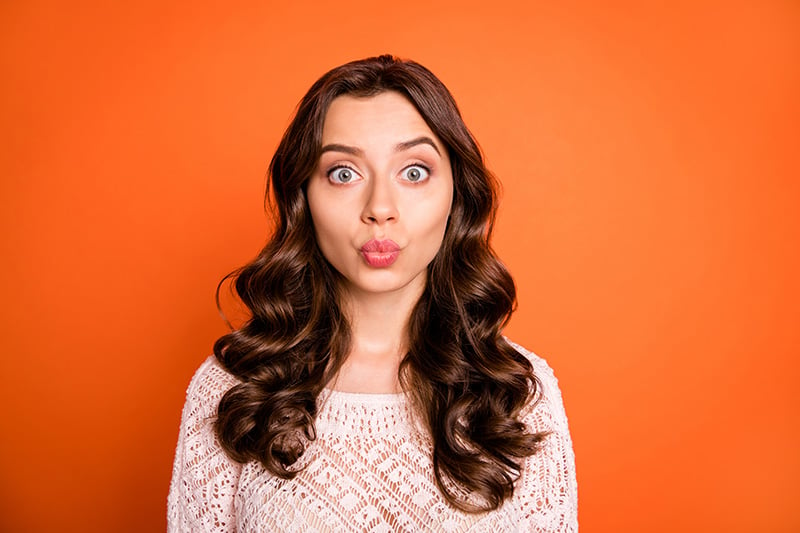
<box><xmin>306</xmin><ymin>91</ymin><xmax>454</xmax><ymax>393</ymax></box>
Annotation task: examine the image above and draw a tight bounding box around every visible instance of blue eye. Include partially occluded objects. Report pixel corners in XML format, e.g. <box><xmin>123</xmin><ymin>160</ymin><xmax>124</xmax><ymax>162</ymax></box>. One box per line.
<box><xmin>403</xmin><ymin>165</ymin><xmax>430</xmax><ymax>183</ymax></box>
<box><xmin>328</xmin><ymin>166</ymin><xmax>357</xmax><ymax>184</ymax></box>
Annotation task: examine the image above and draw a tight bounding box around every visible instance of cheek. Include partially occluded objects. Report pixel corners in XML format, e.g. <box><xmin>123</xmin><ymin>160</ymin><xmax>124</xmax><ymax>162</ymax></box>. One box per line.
<box><xmin>307</xmin><ymin>184</ymin><xmax>335</xmax><ymax>232</ymax></box>
<box><xmin>414</xmin><ymin>189</ymin><xmax>453</xmax><ymax>249</ymax></box>
<box><xmin>307</xmin><ymin>189</ymin><xmax>353</xmax><ymax>265</ymax></box>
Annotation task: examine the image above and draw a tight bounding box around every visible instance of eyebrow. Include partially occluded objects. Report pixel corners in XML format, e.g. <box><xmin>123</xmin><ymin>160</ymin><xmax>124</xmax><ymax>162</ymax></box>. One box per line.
<box><xmin>320</xmin><ymin>136</ymin><xmax>442</xmax><ymax>157</ymax></box>
<box><xmin>395</xmin><ymin>136</ymin><xmax>441</xmax><ymax>156</ymax></box>
<box><xmin>320</xmin><ymin>143</ymin><xmax>363</xmax><ymax>156</ymax></box>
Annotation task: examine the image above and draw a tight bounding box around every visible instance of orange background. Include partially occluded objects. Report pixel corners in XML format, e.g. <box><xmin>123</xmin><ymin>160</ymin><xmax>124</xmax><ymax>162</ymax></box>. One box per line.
<box><xmin>1</xmin><ymin>1</ymin><xmax>798</xmax><ymax>531</ymax></box>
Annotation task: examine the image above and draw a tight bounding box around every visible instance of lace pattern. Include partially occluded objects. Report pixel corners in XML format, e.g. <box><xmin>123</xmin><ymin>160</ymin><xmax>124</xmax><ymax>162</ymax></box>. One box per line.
<box><xmin>167</xmin><ymin>343</ymin><xmax>578</xmax><ymax>532</ymax></box>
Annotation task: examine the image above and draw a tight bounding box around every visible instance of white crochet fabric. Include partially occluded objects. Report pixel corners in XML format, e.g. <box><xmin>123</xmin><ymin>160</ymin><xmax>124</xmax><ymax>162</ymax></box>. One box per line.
<box><xmin>167</xmin><ymin>344</ymin><xmax>578</xmax><ymax>532</ymax></box>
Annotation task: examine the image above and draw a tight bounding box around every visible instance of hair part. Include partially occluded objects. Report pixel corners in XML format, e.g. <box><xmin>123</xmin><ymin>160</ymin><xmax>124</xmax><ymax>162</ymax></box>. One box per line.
<box><xmin>213</xmin><ymin>54</ymin><xmax>546</xmax><ymax>512</ymax></box>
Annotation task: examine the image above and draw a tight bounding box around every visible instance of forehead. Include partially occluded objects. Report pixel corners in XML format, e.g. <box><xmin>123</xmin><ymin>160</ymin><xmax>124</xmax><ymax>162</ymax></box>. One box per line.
<box><xmin>321</xmin><ymin>91</ymin><xmax>440</xmax><ymax>145</ymax></box>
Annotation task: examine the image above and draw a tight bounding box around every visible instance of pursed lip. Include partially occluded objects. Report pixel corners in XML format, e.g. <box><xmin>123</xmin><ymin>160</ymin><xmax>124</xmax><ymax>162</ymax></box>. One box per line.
<box><xmin>361</xmin><ymin>239</ymin><xmax>400</xmax><ymax>253</ymax></box>
<box><xmin>360</xmin><ymin>239</ymin><xmax>400</xmax><ymax>267</ymax></box>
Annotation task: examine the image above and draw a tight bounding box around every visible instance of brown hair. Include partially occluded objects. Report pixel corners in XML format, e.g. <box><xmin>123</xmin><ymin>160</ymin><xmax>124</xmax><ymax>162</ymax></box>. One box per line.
<box><xmin>213</xmin><ymin>54</ymin><xmax>545</xmax><ymax>512</ymax></box>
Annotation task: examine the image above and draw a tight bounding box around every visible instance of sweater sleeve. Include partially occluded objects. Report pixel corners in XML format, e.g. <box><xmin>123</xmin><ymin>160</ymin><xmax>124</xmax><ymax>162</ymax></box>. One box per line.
<box><xmin>513</xmin><ymin>344</ymin><xmax>579</xmax><ymax>532</ymax></box>
<box><xmin>167</xmin><ymin>356</ymin><xmax>243</xmax><ymax>532</ymax></box>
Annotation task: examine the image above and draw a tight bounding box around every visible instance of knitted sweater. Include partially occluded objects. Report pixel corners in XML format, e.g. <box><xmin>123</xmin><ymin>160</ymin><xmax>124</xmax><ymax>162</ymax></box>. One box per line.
<box><xmin>167</xmin><ymin>344</ymin><xmax>578</xmax><ymax>532</ymax></box>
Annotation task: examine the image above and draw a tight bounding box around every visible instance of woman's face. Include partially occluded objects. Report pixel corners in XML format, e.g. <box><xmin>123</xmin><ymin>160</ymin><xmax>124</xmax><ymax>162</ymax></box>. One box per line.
<box><xmin>306</xmin><ymin>91</ymin><xmax>454</xmax><ymax>300</ymax></box>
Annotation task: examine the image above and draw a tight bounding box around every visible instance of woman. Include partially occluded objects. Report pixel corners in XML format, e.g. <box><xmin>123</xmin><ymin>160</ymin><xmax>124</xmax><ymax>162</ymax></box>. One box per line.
<box><xmin>168</xmin><ymin>55</ymin><xmax>577</xmax><ymax>532</ymax></box>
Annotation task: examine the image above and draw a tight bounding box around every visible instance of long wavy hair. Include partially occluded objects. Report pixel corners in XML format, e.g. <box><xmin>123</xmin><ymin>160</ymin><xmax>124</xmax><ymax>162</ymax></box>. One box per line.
<box><xmin>214</xmin><ymin>54</ymin><xmax>545</xmax><ymax>512</ymax></box>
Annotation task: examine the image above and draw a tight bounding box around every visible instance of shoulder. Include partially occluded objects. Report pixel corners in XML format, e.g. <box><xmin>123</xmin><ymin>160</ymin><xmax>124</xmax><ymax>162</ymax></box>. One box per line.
<box><xmin>505</xmin><ymin>339</ymin><xmax>579</xmax><ymax>530</ymax></box>
<box><xmin>188</xmin><ymin>355</ymin><xmax>240</xmax><ymax>390</ymax></box>
<box><xmin>168</xmin><ymin>356</ymin><xmax>243</xmax><ymax>531</ymax></box>
<box><xmin>505</xmin><ymin>339</ymin><xmax>562</xmax><ymax>400</ymax></box>
<box><xmin>505</xmin><ymin>338</ymin><xmax>571</xmax><ymax>435</ymax></box>
<box><xmin>188</xmin><ymin>354</ymin><xmax>241</xmax><ymax>393</ymax></box>
<box><xmin>182</xmin><ymin>355</ymin><xmax>241</xmax><ymax>418</ymax></box>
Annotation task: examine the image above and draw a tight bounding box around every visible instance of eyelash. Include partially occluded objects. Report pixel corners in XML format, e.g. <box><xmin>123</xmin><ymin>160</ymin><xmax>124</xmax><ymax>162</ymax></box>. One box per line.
<box><xmin>401</xmin><ymin>163</ymin><xmax>431</xmax><ymax>183</ymax></box>
<box><xmin>324</xmin><ymin>162</ymin><xmax>432</xmax><ymax>183</ymax></box>
<box><xmin>326</xmin><ymin>164</ymin><xmax>358</xmax><ymax>183</ymax></box>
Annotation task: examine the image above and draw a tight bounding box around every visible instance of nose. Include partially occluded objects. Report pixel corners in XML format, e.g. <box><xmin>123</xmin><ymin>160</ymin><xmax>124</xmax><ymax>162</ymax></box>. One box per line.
<box><xmin>361</xmin><ymin>175</ymin><xmax>398</xmax><ymax>225</ymax></box>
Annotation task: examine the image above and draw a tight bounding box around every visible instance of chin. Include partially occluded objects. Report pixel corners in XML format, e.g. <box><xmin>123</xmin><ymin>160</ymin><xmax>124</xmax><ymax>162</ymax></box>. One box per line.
<box><xmin>343</xmin><ymin>271</ymin><xmax>428</xmax><ymax>297</ymax></box>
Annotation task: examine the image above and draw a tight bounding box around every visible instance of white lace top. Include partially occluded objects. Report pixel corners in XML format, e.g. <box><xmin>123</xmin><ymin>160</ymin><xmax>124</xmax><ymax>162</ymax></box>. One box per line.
<box><xmin>167</xmin><ymin>344</ymin><xmax>578</xmax><ymax>532</ymax></box>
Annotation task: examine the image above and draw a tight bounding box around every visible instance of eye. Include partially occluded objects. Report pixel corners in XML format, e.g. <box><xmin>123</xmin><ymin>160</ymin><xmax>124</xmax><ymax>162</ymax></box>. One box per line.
<box><xmin>328</xmin><ymin>166</ymin><xmax>358</xmax><ymax>184</ymax></box>
<box><xmin>402</xmin><ymin>164</ymin><xmax>430</xmax><ymax>183</ymax></box>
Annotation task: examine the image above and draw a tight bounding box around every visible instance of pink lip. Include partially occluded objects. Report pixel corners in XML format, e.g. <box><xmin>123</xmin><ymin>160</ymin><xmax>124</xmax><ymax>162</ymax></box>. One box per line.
<box><xmin>360</xmin><ymin>239</ymin><xmax>400</xmax><ymax>268</ymax></box>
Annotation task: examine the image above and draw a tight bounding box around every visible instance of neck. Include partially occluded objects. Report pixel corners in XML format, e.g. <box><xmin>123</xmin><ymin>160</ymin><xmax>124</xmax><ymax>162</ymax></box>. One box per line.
<box><xmin>332</xmin><ymin>282</ymin><xmax>424</xmax><ymax>393</ymax></box>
